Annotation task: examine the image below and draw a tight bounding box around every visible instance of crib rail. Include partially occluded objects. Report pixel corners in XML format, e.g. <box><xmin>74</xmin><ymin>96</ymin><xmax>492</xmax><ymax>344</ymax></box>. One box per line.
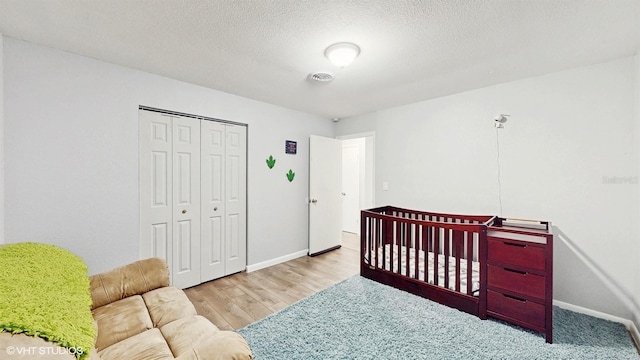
<box><xmin>361</xmin><ymin>206</ymin><xmax>492</xmax><ymax>317</ymax></box>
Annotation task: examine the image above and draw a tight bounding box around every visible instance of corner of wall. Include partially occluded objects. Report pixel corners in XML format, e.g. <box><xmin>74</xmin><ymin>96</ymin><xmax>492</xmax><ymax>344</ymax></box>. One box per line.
<box><xmin>632</xmin><ymin>312</ymin><xmax>640</xmax><ymax>352</ymax></box>
<box><xmin>0</xmin><ymin>33</ymin><xmax>5</xmax><ymax>245</ymax></box>
<box><xmin>635</xmin><ymin>50</ymin><xmax>640</xmax><ymax>340</ymax></box>
<box><xmin>334</xmin><ymin>111</ymin><xmax>378</xmax><ymax>138</ymax></box>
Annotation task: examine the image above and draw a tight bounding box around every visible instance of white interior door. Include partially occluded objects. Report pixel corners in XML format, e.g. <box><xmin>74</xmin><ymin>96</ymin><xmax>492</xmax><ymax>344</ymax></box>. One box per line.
<box><xmin>200</xmin><ymin>120</ymin><xmax>225</xmax><ymax>281</ymax></box>
<box><xmin>172</xmin><ymin>116</ymin><xmax>201</xmax><ymax>289</ymax></box>
<box><xmin>224</xmin><ymin>125</ymin><xmax>247</xmax><ymax>274</ymax></box>
<box><xmin>342</xmin><ymin>140</ymin><xmax>361</xmax><ymax>233</ymax></box>
<box><xmin>139</xmin><ymin>111</ymin><xmax>173</xmax><ymax>265</ymax></box>
<box><xmin>309</xmin><ymin>135</ymin><xmax>342</xmax><ymax>256</ymax></box>
<box><xmin>201</xmin><ymin>121</ymin><xmax>247</xmax><ymax>281</ymax></box>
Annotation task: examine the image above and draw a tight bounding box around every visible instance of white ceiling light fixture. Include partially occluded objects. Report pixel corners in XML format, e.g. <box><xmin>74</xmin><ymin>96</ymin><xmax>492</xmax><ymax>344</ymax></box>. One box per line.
<box><xmin>325</xmin><ymin>42</ymin><xmax>360</xmax><ymax>67</ymax></box>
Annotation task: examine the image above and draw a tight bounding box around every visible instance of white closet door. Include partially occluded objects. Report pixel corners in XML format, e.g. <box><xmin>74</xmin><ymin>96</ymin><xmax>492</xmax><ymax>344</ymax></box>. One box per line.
<box><xmin>200</xmin><ymin>121</ymin><xmax>225</xmax><ymax>281</ymax></box>
<box><xmin>171</xmin><ymin>116</ymin><xmax>201</xmax><ymax>289</ymax></box>
<box><xmin>139</xmin><ymin>111</ymin><xmax>173</xmax><ymax>265</ymax></box>
<box><xmin>224</xmin><ymin>125</ymin><xmax>247</xmax><ymax>275</ymax></box>
<box><xmin>140</xmin><ymin>110</ymin><xmax>246</xmax><ymax>288</ymax></box>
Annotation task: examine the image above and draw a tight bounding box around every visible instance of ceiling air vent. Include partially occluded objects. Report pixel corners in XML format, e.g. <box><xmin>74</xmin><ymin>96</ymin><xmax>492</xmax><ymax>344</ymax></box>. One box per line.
<box><xmin>308</xmin><ymin>72</ymin><xmax>334</xmax><ymax>82</ymax></box>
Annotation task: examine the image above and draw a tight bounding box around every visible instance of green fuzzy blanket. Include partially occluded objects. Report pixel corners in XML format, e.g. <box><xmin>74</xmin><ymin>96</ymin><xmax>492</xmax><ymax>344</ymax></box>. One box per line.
<box><xmin>0</xmin><ymin>243</ymin><xmax>95</xmax><ymax>359</ymax></box>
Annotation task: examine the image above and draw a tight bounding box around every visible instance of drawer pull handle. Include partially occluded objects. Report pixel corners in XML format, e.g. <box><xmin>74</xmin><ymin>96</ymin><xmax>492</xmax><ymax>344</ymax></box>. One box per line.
<box><xmin>504</xmin><ymin>242</ymin><xmax>526</xmax><ymax>248</ymax></box>
<box><xmin>504</xmin><ymin>268</ymin><xmax>527</xmax><ymax>275</ymax></box>
<box><xmin>504</xmin><ymin>294</ymin><xmax>527</xmax><ymax>303</ymax></box>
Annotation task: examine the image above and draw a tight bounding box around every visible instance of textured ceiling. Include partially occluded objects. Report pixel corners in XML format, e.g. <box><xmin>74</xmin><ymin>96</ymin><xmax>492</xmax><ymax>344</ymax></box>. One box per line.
<box><xmin>0</xmin><ymin>0</ymin><xmax>639</xmax><ymax>119</ymax></box>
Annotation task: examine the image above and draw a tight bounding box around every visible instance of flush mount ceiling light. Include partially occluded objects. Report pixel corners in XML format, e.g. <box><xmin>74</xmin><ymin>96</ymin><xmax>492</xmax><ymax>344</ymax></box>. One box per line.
<box><xmin>325</xmin><ymin>42</ymin><xmax>360</xmax><ymax>67</ymax></box>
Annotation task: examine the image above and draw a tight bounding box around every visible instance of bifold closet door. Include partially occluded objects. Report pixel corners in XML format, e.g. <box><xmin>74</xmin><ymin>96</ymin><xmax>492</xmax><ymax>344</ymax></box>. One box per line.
<box><xmin>200</xmin><ymin>121</ymin><xmax>247</xmax><ymax>282</ymax></box>
<box><xmin>140</xmin><ymin>111</ymin><xmax>201</xmax><ymax>289</ymax></box>
<box><xmin>171</xmin><ymin>116</ymin><xmax>201</xmax><ymax>289</ymax></box>
<box><xmin>139</xmin><ymin>110</ymin><xmax>173</xmax><ymax>265</ymax></box>
<box><xmin>141</xmin><ymin>110</ymin><xmax>246</xmax><ymax>288</ymax></box>
<box><xmin>223</xmin><ymin>124</ymin><xmax>247</xmax><ymax>275</ymax></box>
<box><xmin>200</xmin><ymin>121</ymin><xmax>225</xmax><ymax>280</ymax></box>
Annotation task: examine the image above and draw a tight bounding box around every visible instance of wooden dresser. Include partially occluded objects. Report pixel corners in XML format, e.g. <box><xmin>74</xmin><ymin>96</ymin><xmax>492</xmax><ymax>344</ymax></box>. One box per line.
<box><xmin>485</xmin><ymin>218</ymin><xmax>554</xmax><ymax>343</ymax></box>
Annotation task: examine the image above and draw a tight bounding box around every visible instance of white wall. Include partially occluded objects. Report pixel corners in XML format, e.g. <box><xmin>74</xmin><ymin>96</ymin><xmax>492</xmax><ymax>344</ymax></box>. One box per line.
<box><xmin>2</xmin><ymin>37</ymin><xmax>333</xmax><ymax>274</ymax></box>
<box><xmin>335</xmin><ymin>112</ymin><xmax>377</xmax><ymax>135</ymax></box>
<box><xmin>337</xmin><ymin>56</ymin><xmax>639</xmax><ymax>321</ymax></box>
<box><xmin>0</xmin><ymin>34</ymin><xmax>4</xmax><ymax>245</ymax></box>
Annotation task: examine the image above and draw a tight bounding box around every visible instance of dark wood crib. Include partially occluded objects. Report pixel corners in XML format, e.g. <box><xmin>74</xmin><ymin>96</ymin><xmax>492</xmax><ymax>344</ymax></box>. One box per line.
<box><xmin>360</xmin><ymin>206</ymin><xmax>554</xmax><ymax>343</ymax></box>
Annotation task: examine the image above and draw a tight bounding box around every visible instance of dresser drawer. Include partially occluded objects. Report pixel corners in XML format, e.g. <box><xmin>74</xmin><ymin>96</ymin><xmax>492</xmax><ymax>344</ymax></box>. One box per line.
<box><xmin>488</xmin><ymin>264</ymin><xmax>545</xmax><ymax>299</ymax></box>
<box><xmin>488</xmin><ymin>238</ymin><xmax>545</xmax><ymax>271</ymax></box>
<box><xmin>487</xmin><ymin>290</ymin><xmax>545</xmax><ymax>328</ymax></box>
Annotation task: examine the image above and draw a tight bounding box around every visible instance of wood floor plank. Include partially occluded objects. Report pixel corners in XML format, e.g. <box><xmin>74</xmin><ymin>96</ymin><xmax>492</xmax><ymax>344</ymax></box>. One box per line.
<box><xmin>225</xmin><ymin>273</ymin><xmax>289</xmax><ymax>313</ymax></box>
<box><xmin>192</xmin><ymin>281</ymin><xmax>256</xmax><ymax>329</ymax></box>
<box><xmin>184</xmin><ymin>288</ymin><xmax>234</xmax><ymax>330</ymax></box>
<box><xmin>187</xmin><ymin>232</ymin><xmax>360</xmax><ymax>330</ymax></box>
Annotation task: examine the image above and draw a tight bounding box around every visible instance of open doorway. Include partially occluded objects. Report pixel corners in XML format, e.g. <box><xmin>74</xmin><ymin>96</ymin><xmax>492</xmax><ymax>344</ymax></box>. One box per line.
<box><xmin>339</xmin><ymin>133</ymin><xmax>375</xmax><ymax>235</ymax></box>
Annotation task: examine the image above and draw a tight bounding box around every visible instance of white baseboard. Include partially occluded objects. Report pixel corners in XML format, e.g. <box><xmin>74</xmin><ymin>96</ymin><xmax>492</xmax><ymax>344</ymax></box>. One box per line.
<box><xmin>554</xmin><ymin>300</ymin><xmax>640</xmax><ymax>349</ymax></box>
<box><xmin>246</xmin><ymin>249</ymin><xmax>308</xmax><ymax>272</ymax></box>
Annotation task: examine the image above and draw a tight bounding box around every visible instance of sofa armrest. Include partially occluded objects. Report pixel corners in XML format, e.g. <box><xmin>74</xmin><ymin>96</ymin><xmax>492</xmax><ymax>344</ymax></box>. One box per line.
<box><xmin>90</xmin><ymin>258</ymin><xmax>170</xmax><ymax>309</ymax></box>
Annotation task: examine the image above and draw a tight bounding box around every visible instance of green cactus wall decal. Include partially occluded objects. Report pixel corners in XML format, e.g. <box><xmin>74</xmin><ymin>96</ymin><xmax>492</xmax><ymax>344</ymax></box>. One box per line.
<box><xmin>286</xmin><ymin>169</ymin><xmax>295</xmax><ymax>182</ymax></box>
<box><xmin>266</xmin><ymin>155</ymin><xmax>276</xmax><ymax>169</ymax></box>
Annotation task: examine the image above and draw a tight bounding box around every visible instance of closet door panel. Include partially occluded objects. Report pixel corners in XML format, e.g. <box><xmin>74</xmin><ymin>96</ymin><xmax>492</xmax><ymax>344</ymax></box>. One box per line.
<box><xmin>176</xmin><ymin>220</ymin><xmax>193</xmax><ymax>271</ymax></box>
<box><xmin>151</xmin><ymin>223</ymin><xmax>169</xmax><ymax>260</ymax></box>
<box><xmin>201</xmin><ymin>121</ymin><xmax>226</xmax><ymax>281</ymax></box>
<box><xmin>140</xmin><ymin>111</ymin><xmax>173</xmax><ymax>266</ymax></box>
<box><xmin>225</xmin><ymin>125</ymin><xmax>247</xmax><ymax>275</ymax></box>
<box><xmin>172</xmin><ymin>116</ymin><xmax>201</xmax><ymax>289</ymax></box>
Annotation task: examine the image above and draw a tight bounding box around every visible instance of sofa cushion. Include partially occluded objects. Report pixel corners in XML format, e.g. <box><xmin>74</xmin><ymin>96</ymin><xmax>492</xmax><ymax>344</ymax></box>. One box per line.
<box><xmin>98</xmin><ymin>328</ymin><xmax>174</xmax><ymax>360</ymax></box>
<box><xmin>160</xmin><ymin>315</ymin><xmax>218</xmax><ymax>357</ymax></box>
<box><xmin>92</xmin><ymin>296</ymin><xmax>152</xmax><ymax>351</ymax></box>
<box><xmin>90</xmin><ymin>258</ymin><xmax>170</xmax><ymax>310</ymax></box>
<box><xmin>142</xmin><ymin>287</ymin><xmax>197</xmax><ymax>327</ymax></box>
<box><xmin>175</xmin><ymin>330</ymin><xmax>254</xmax><ymax>360</ymax></box>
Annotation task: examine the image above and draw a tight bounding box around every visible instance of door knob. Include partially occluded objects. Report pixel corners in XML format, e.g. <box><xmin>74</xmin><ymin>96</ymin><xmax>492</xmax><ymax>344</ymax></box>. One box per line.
<box><xmin>310</xmin><ymin>199</ymin><xmax>318</xmax><ymax>204</ymax></box>
<box><xmin>214</xmin><ymin>207</ymin><xmax>218</xmax><ymax>211</ymax></box>
<box><xmin>182</xmin><ymin>209</ymin><xmax>187</xmax><ymax>214</ymax></box>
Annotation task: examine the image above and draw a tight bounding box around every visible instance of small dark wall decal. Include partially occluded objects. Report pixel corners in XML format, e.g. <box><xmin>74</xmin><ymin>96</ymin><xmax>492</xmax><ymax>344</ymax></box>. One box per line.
<box><xmin>266</xmin><ymin>155</ymin><xmax>276</xmax><ymax>169</ymax></box>
<box><xmin>285</xmin><ymin>140</ymin><xmax>297</xmax><ymax>155</ymax></box>
<box><xmin>286</xmin><ymin>169</ymin><xmax>295</xmax><ymax>182</ymax></box>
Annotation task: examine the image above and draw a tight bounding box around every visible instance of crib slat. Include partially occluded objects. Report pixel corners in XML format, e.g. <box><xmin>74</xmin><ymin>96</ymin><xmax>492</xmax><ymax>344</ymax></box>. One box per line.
<box><xmin>364</xmin><ymin>216</ymin><xmax>369</xmax><ymax>266</ymax></box>
<box><xmin>396</xmin><ymin>220</ymin><xmax>401</xmax><ymax>274</ymax></box>
<box><xmin>370</xmin><ymin>217</ymin><xmax>375</xmax><ymax>269</ymax></box>
<box><xmin>425</xmin><ymin>224</ymin><xmax>431</xmax><ymax>283</ymax></box>
<box><xmin>454</xmin><ymin>230</ymin><xmax>462</xmax><ymax>292</ymax></box>
<box><xmin>414</xmin><ymin>223</ymin><xmax>421</xmax><ymax>280</ymax></box>
<box><xmin>467</xmin><ymin>231</ymin><xmax>474</xmax><ymax>295</ymax></box>
<box><xmin>434</xmin><ymin>225</ymin><xmax>440</xmax><ymax>286</ymax></box>
<box><xmin>422</xmin><ymin>222</ymin><xmax>428</xmax><ymax>282</ymax></box>
<box><xmin>383</xmin><ymin>218</ymin><xmax>390</xmax><ymax>271</ymax></box>
<box><xmin>444</xmin><ymin>227</ymin><xmax>450</xmax><ymax>290</ymax></box>
<box><xmin>405</xmin><ymin>220</ymin><xmax>410</xmax><ymax>277</ymax></box>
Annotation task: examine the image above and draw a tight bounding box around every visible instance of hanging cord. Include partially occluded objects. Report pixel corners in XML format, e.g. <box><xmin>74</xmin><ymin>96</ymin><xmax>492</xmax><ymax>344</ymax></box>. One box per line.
<box><xmin>495</xmin><ymin>127</ymin><xmax>503</xmax><ymax>216</ymax></box>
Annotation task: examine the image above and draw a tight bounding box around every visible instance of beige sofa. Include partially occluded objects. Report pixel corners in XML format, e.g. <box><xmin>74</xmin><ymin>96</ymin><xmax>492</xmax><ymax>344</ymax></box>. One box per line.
<box><xmin>0</xmin><ymin>258</ymin><xmax>253</xmax><ymax>360</ymax></box>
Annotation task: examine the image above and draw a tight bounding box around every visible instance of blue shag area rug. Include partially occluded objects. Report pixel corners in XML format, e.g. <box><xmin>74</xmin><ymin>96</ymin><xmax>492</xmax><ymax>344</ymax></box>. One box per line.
<box><xmin>237</xmin><ymin>276</ymin><xmax>638</xmax><ymax>359</ymax></box>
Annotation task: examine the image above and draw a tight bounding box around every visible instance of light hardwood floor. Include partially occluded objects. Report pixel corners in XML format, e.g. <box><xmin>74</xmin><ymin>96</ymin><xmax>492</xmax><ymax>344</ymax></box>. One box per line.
<box><xmin>183</xmin><ymin>232</ymin><xmax>360</xmax><ymax>330</ymax></box>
